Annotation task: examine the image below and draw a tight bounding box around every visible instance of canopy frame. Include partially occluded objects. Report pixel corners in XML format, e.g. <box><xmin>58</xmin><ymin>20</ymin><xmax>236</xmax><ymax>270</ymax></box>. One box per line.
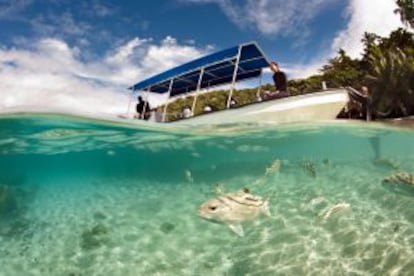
<box><xmin>226</xmin><ymin>45</ymin><xmax>242</xmax><ymax>109</ymax></box>
<box><xmin>162</xmin><ymin>79</ymin><xmax>174</xmax><ymax>122</ymax></box>
<box><xmin>129</xmin><ymin>41</ymin><xmax>270</xmax><ymax>121</ymax></box>
<box><xmin>191</xmin><ymin>67</ymin><xmax>205</xmax><ymax>116</ymax></box>
<box><xmin>130</xmin><ymin>41</ymin><xmax>270</xmax><ymax>98</ymax></box>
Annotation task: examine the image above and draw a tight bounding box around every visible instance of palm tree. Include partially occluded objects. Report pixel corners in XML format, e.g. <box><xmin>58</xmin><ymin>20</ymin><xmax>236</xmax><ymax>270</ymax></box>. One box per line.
<box><xmin>366</xmin><ymin>46</ymin><xmax>414</xmax><ymax>117</ymax></box>
<box><xmin>394</xmin><ymin>0</ymin><xmax>414</xmax><ymax>28</ymax></box>
<box><xmin>321</xmin><ymin>49</ymin><xmax>364</xmax><ymax>88</ymax></box>
<box><xmin>380</xmin><ymin>28</ymin><xmax>414</xmax><ymax>50</ymax></box>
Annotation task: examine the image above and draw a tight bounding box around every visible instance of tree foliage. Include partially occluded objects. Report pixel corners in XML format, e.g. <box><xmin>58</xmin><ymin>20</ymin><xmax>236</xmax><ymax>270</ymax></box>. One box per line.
<box><xmin>395</xmin><ymin>0</ymin><xmax>414</xmax><ymax>28</ymax></box>
<box><xmin>321</xmin><ymin>49</ymin><xmax>365</xmax><ymax>88</ymax></box>
<box><xmin>366</xmin><ymin>46</ymin><xmax>414</xmax><ymax>117</ymax></box>
<box><xmin>362</xmin><ymin>28</ymin><xmax>414</xmax><ymax>117</ymax></box>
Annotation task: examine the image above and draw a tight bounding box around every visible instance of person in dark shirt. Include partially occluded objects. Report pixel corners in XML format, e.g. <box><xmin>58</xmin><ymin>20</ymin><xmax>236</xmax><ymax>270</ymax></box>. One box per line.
<box><xmin>135</xmin><ymin>96</ymin><xmax>151</xmax><ymax>120</ymax></box>
<box><xmin>264</xmin><ymin>61</ymin><xmax>290</xmax><ymax>100</ymax></box>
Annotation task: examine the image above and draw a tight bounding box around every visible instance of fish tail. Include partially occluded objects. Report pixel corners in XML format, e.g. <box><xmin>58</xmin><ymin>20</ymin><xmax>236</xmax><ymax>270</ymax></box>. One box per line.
<box><xmin>262</xmin><ymin>199</ymin><xmax>271</xmax><ymax>217</ymax></box>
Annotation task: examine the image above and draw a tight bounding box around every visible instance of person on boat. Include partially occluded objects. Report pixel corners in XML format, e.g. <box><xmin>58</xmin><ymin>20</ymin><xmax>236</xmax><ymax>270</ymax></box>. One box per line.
<box><xmin>229</xmin><ymin>96</ymin><xmax>237</xmax><ymax>108</ymax></box>
<box><xmin>135</xmin><ymin>96</ymin><xmax>151</xmax><ymax>120</ymax></box>
<box><xmin>263</xmin><ymin>61</ymin><xmax>290</xmax><ymax>100</ymax></box>
<box><xmin>203</xmin><ymin>105</ymin><xmax>213</xmax><ymax>113</ymax></box>
<box><xmin>203</xmin><ymin>104</ymin><xmax>218</xmax><ymax>113</ymax></box>
<box><xmin>182</xmin><ymin>106</ymin><xmax>192</xmax><ymax>118</ymax></box>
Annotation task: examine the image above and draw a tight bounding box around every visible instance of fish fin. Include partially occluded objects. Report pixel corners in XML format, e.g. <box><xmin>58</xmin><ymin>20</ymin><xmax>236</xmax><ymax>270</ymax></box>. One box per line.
<box><xmin>262</xmin><ymin>200</ymin><xmax>271</xmax><ymax>217</ymax></box>
<box><xmin>228</xmin><ymin>223</ymin><xmax>244</xmax><ymax>237</ymax></box>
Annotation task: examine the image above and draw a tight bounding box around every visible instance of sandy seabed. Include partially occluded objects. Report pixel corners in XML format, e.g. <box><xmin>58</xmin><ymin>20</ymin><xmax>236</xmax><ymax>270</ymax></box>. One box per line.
<box><xmin>1</xmin><ymin>158</ymin><xmax>414</xmax><ymax>276</ymax></box>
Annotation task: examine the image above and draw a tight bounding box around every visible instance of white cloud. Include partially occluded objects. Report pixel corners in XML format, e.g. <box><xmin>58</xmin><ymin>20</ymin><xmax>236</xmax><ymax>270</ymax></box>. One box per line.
<box><xmin>283</xmin><ymin>0</ymin><xmax>408</xmax><ymax>79</ymax></box>
<box><xmin>283</xmin><ymin>61</ymin><xmax>326</xmax><ymax>80</ymax></box>
<box><xmin>0</xmin><ymin>0</ymin><xmax>32</xmax><ymax>19</ymax></box>
<box><xmin>181</xmin><ymin>0</ymin><xmax>339</xmax><ymax>36</ymax></box>
<box><xmin>92</xmin><ymin>2</ymin><xmax>115</xmax><ymax>17</ymax></box>
<box><xmin>0</xmin><ymin>37</ymin><xmax>209</xmax><ymax>115</ymax></box>
<box><xmin>30</xmin><ymin>12</ymin><xmax>92</xmax><ymax>38</ymax></box>
<box><xmin>332</xmin><ymin>0</ymin><xmax>407</xmax><ymax>58</ymax></box>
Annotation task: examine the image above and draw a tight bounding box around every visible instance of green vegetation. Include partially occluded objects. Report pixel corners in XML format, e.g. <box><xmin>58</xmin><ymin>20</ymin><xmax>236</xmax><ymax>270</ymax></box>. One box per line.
<box><xmin>287</xmin><ymin>26</ymin><xmax>414</xmax><ymax>119</ymax></box>
<box><xmin>158</xmin><ymin>87</ymin><xmax>265</xmax><ymax>122</ymax></box>
<box><xmin>158</xmin><ymin>1</ymin><xmax>414</xmax><ymax>121</ymax></box>
<box><xmin>395</xmin><ymin>0</ymin><xmax>414</xmax><ymax>28</ymax></box>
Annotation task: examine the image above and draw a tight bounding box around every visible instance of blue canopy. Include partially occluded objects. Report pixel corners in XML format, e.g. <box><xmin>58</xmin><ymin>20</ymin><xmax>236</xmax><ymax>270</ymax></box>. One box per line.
<box><xmin>130</xmin><ymin>42</ymin><xmax>270</xmax><ymax>97</ymax></box>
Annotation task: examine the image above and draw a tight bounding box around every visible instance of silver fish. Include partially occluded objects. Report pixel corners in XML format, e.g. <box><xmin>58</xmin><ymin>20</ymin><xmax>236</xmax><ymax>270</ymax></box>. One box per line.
<box><xmin>198</xmin><ymin>189</ymin><xmax>270</xmax><ymax>237</ymax></box>
<box><xmin>302</xmin><ymin>196</ymin><xmax>326</xmax><ymax>210</ymax></box>
<box><xmin>185</xmin><ymin>170</ymin><xmax>194</xmax><ymax>183</ymax></box>
<box><xmin>265</xmin><ymin>159</ymin><xmax>282</xmax><ymax>175</ymax></box>
<box><xmin>213</xmin><ymin>183</ymin><xmax>225</xmax><ymax>195</ymax></box>
<box><xmin>319</xmin><ymin>203</ymin><xmax>351</xmax><ymax>220</ymax></box>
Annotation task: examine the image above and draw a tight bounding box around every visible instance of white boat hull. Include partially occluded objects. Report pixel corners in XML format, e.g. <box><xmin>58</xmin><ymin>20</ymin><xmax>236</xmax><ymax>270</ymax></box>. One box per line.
<box><xmin>173</xmin><ymin>89</ymin><xmax>349</xmax><ymax>125</ymax></box>
<box><xmin>1</xmin><ymin>90</ymin><xmax>348</xmax><ymax>128</ymax></box>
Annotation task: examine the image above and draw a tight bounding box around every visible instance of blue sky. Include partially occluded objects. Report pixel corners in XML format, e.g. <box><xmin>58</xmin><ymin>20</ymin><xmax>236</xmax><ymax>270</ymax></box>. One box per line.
<box><xmin>0</xmin><ymin>0</ymin><xmax>406</xmax><ymax>114</ymax></box>
<box><xmin>0</xmin><ymin>0</ymin><xmax>348</xmax><ymax>63</ymax></box>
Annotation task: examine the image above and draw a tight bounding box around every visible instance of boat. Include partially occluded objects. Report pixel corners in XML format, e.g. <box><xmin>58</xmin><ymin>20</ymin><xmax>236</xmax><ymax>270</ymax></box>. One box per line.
<box><xmin>129</xmin><ymin>42</ymin><xmax>349</xmax><ymax>125</ymax></box>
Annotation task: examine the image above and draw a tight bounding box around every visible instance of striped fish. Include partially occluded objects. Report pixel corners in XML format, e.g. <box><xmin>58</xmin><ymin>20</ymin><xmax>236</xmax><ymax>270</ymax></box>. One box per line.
<box><xmin>383</xmin><ymin>172</ymin><xmax>414</xmax><ymax>187</ymax></box>
<box><xmin>382</xmin><ymin>172</ymin><xmax>414</xmax><ymax>196</ymax></box>
<box><xmin>198</xmin><ymin>189</ymin><xmax>270</xmax><ymax>237</ymax></box>
<box><xmin>303</xmin><ymin>160</ymin><xmax>317</xmax><ymax>178</ymax></box>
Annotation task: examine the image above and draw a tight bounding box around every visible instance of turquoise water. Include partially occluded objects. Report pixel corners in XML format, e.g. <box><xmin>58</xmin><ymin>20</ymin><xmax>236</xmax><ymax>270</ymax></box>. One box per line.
<box><xmin>0</xmin><ymin>113</ymin><xmax>414</xmax><ymax>275</ymax></box>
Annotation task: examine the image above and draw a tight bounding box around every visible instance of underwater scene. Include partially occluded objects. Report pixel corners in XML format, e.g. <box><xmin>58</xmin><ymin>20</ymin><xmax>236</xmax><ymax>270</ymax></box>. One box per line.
<box><xmin>0</xmin><ymin>113</ymin><xmax>414</xmax><ymax>276</ymax></box>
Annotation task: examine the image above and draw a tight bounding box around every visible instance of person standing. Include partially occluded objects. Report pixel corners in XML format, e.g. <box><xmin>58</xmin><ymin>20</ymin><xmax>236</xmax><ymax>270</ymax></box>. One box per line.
<box><xmin>135</xmin><ymin>96</ymin><xmax>151</xmax><ymax>120</ymax></box>
<box><xmin>361</xmin><ymin>86</ymin><xmax>372</xmax><ymax>121</ymax></box>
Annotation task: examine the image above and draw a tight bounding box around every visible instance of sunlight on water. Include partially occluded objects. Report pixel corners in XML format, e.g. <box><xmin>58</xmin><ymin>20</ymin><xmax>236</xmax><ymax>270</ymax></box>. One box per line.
<box><xmin>0</xmin><ymin>113</ymin><xmax>414</xmax><ymax>275</ymax></box>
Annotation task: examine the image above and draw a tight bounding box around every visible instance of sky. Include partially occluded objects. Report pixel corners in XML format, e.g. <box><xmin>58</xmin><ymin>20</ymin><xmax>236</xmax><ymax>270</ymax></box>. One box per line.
<box><xmin>0</xmin><ymin>0</ymin><xmax>407</xmax><ymax>115</ymax></box>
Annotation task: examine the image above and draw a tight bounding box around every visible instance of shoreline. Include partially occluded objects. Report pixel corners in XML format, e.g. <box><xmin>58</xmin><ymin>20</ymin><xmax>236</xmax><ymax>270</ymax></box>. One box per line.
<box><xmin>379</xmin><ymin>117</ymin><xmax>414</xmax><ymax>129</ymax></box>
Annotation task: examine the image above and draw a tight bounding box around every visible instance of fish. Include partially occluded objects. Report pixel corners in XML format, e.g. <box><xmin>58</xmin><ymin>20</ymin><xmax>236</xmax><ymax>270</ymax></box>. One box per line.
<box><xmin>382</xmin><ymin>172</ymin><xmax>414</xmax><ymax>196</ymax></box>
<box><xmin>265</xmin><ymin>159</ymin><xmax>282</xmax><ymax>175</ymax></box>
<box><xmin>213</xmin><ymin>183</ymin><xmax>225</xmax><ymax>195</ymax></box>
<box><xmin>249</xmin><ymin>159</ymin><xmax>282</xmax><ymax>189</ymax></box>
<box><xmin>198</xmin><ymin>189</ymin><xmax>270</xmax><ymax>237</ymax></box>
<box><xmin>301</xmin><ymin>196</ymin><xmax>326</xmax><ymax>210</ymax></box>
<box><xmin>373</xmin><ymin>159</ymin><xmax>399</xmax><ymax>170</ymax></box>
<box><xmin>383</xmin><ymin>172</ymin><xmax>414</xmax><ymax>186</ymax></box>
<box><xmin>318</xmin><ymin>203</ymin><xmax>351</xmax><ymax>220</ymax></box>
<box><xmin>185</xmin><ymin>170</ymin><xmax>194</xmax><ymax>183</ymax></box>
<box><xmin>303</xmin><ymin>160</ymin><xmax>317</xmax><ymax>177</ymax></box>
<box><xmin>308</xmin><ymin>196</ymin><xmax>326</xmax><ymax>206</ymax></box>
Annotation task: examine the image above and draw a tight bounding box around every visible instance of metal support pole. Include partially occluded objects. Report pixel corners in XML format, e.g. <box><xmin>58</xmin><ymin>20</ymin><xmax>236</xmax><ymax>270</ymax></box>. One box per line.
<box><xmin>256</xmin><ymin>69</ymin><xmax>263</xmax><ymax>101</ymax></box>
<box><xmin>162</xmin><ymin>79</ymin><xmax>174</xmax><ymax>122</ymax></box>
<box><xmin>126</xmin><ymin>92</ymin><xmax>133</xmax><ymax>117</ymax></box>
<box><xmin>227</xmin><ymin>45</ymin><xmax>242</xmax><ymax>109</ymax></box>
<box><xmin>142</xmin><ymin>87</ymin><xmax>150</xmax><ymax>119</ymax></box>
<box><xmin>191</xmin><ymin>67</ymin><xmax>204</xmax><ymax>116</ymax></box>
